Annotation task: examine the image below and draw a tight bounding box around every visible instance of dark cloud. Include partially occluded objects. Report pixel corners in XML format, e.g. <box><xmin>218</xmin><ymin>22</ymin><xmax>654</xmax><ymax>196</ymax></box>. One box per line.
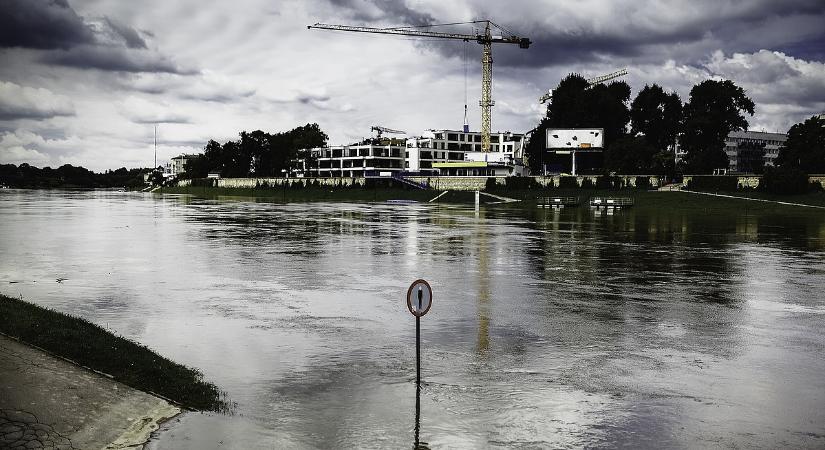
<box><xmin>0</xmin><ymin>0</ymin><xmax>189</xmax><ymax>74</ymax></box>
<box><xmin>321</xmin><ymin>0</ymin><xmax>825</xmax><ymax>69</ymax></box>
<box><xmin>0</xmin><ymin>0</ymin><xmax>96</xmax><ymax>49</ymax></box>
<box><xmin>325</xmin><ymin>0</ymin><xmax>434</xmax><ymax>26</ymax></box>
<box><xmin>103</xmin><ymin>17</ymin><xmax>148</xmax><ymax>49</ymax></box>
<box><xmin>41</xmin><ymin>45</ymin><xmax>194</xmax><ymax>74</ymax></box>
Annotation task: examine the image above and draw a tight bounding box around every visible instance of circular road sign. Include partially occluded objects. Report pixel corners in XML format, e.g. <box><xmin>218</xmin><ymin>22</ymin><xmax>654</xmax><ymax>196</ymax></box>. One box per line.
<box><xmin>406</xmin><ymin>279</ymin><xmax>433</xmax><ymax>317</ymax></box>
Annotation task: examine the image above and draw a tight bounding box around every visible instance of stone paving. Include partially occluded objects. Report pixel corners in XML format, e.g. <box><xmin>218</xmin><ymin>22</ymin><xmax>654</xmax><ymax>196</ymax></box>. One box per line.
<box><xmin>0</xmin><ymin>335</ymin><xmax>180</xmax><ymax>449</ymax></box>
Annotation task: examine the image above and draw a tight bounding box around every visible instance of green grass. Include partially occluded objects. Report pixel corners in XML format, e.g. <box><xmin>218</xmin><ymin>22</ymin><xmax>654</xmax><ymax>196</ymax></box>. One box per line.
<box><xmin>158</xmin><ymin>185</ymin><xmax>439</xmax><ymax>203</ymax></box>
<box><xmin>158</xmin><ymin>184</ymin><xmax>825</xmax><ymax>213</ymax></box>
<box><xmin>0</xmin><ymin>294</ymin><xmax>228</xmax><ymax>412</ymax></box>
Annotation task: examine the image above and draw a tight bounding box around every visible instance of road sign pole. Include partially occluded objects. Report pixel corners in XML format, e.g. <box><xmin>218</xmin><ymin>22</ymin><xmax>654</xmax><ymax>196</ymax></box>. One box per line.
<box><xmin>416</xmin><ymin>288</ymin><xmax>422</xmax><ymax>386</ymax></box>
<box><xmin>406</xmin><ymin>279</ymin><xmax>432</xmax><ymax>449</ymax></box>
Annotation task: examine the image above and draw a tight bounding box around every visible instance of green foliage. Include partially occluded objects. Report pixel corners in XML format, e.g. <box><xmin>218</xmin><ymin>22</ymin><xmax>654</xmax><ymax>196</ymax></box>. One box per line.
<box><xmin>558</xmin><ymin>176</ymin><xmax>579</xmax><ymax>189</ymax></box>
<box><xmin>197</xmin><ymin>123</ymin><xmax>328</xmax><ymax>178</ymax></box>
<box><xmin>0</xmin><ymin>294</ymin><xmax>227</xmax><ymax>411</ymax></box>
<box><xmin>634</xmin><ymin>176</ymin><xmax>651</xmax><ymax>190</ymax></box>
<box><xmin>525</xmin><ymin>74</ymin><xmax>631</xmax><ymax>174</ymax></box>
<box><xmin>595</xmin><ymin>174</ymin><xmax>618</xmax><ymax>189</ymax></box>
<box><xmin>681</xmin><ymin>80</ymin><xmax>755</xmax><ymax>174</ymax></box>
<box><xmin>776</xmin><ymin>115</ymin><xmax>825</xmax><ymax>173</ymax></box>
<box><xmin>604</xmin><ymin>136</ymin><xmax>659</xmax><ymax>174</ymax></box>
<box><xmin>760</xmin><ymin>165</ymin><xmax>810</xmax><ymax>195</ymax></box>
<box><xmin>484</xmin><ymin>177</ymin><xmax>498</xmax><ymax>191</ymax></box>
<box><xmin>631</xmin><ymin>84</ymin><xmax>682</xmax><ymax>152</ymax></box>
<box><xmin>504</xmin><ymin>176</ymin><xmax>540</xmax><ymax>190</ymax></box>
<box><xmin>0</xmin><ymin>163</ymin><xmax>149</xmax><ymax>188</ymax></box>
<box><xmin>686</xmin><ymin>176</ymin><xmax>740</xmax><ymax>192</ymax></box>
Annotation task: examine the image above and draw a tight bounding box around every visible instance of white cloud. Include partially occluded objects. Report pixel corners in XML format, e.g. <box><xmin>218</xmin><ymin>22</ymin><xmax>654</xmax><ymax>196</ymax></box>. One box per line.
<box><xmin>0</xmin><ymin>81</ymin><xmax>75</xmax><ymax>120</ymax></box>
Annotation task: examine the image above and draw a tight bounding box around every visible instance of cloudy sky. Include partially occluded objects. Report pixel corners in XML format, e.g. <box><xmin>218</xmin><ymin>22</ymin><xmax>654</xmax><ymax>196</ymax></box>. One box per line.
<box><xmin>1</xmin><ymin>0</ymin><xmax>824</xmax><ymax>171</ymax></box>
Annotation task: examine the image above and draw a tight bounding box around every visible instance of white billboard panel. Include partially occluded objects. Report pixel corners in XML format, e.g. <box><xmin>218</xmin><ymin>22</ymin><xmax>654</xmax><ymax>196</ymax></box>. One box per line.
<box><xmin>546</xmin><ymin>128</ymin><xmax>604</xmax><ymax>149</ymax></box>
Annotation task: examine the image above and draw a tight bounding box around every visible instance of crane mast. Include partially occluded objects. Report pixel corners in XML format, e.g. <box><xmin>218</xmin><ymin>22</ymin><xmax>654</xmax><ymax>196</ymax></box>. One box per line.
<box><xmin>308</xmin><ymin>21</ymin><xmax>530</xmax><ymax>152</ymax></box>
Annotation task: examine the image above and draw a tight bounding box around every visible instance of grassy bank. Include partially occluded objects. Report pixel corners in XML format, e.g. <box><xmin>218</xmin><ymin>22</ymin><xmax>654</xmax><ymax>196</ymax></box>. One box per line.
<box><xmin>159</xmin><ymin>185</ymin><xmax>442</xmax><ymax>202</ymax></box>
<box><xmin>0</xmin><ymin>294</ymin><xmax>227</xmax><ymax>412</ymax></box>
<box><xmin>158</xmin><ymin>184</ymin><xmax>825</xmax><ymax>213</ymax></box>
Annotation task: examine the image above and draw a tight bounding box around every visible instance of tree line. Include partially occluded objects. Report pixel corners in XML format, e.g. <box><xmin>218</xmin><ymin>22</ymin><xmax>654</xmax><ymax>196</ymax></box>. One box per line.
<box><xmin>0</xmin><ymin>164</ymin><xmax>148</xmax><ymax>189</ymax></box>
<box><xmin>524</xmin><ymin>75</ymin><xmax>825</xmax><ymax>181</ymax></box>
<box><xmin>180</xmin><ymin>123</ymin><xmax>328</xmax><ymax>179</ymax></box>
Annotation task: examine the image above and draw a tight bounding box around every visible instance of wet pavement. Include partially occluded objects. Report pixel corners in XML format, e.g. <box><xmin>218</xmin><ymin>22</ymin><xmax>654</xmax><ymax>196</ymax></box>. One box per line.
<box><xmin>0</xmin><ymin>334</ymin><xmax>179</xmax><ymax>449</ymax></box>
<box><xmin>1</xmin><ymin>189</ymin><xmax>824</xmax><ymax>448</ymax></box>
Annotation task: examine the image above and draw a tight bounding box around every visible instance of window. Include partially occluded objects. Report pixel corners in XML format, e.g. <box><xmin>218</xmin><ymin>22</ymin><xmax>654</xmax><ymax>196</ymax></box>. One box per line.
<box><xmin>448</xmin><ymin>133</ymin><xmax>458</xmax><ymax>141</ymax></box>
<box><xmin>474</xmin><ymin>135</ymin><xmax>481</xmax><ymax>142</ymax></box>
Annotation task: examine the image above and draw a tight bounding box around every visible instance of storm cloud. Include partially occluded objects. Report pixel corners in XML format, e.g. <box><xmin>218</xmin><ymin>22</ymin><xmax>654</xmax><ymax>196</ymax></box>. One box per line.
<box><xmin>0</xmin><ymin>0</ymin><xmax>823</xmax><ymax>170</ymax></box>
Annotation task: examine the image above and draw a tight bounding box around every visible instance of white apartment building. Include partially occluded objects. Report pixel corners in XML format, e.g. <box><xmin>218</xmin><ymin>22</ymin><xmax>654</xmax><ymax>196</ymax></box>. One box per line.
<box><xmin>293</xmin><ymin>129</ymin><xmax>527</xmax><ymax>177</ymax></box>
<box><xmin>170</xmin><ymin>154</ymin><xmax>200</xmax><ymax>175</ymax></box>
<box><xmin>295</xmin><ymin>139</ymin><xmax>406</xmax><ymax>178</ymax></box>
<box><xmin>405</xmin><ymin>129</ymin><xmax>525</xmax><ymax>172</ymax></box>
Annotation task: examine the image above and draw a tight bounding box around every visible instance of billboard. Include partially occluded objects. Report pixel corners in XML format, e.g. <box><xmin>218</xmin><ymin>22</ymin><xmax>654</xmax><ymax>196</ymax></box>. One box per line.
<box><xmin>546</xmin><ymin>128</ymin><xmax>604</xmax><ymax>150</ymax></box>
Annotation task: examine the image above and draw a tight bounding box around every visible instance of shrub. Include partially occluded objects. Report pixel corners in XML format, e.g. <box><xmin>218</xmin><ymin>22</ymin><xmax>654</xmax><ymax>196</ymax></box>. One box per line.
<box><xmin>686</xmin><ymin>175</ymin><xmax>739</xmax><ymax>192</ymax></box>
<box><xmin>558</xmin><ymin>176</ymin><xmax>579</xmax><ymax>189</ymax></box>
<box><xmin>760</xmin><ymin>166</ymin><xmax>809</xmax><ymax>195</ymax></box>
<box><xmin>484</xmin><ymin>177</ymin><xmax>498</xmax><ymax>191</ymax></box>
<box><xmin>634</xmin><ymin>176</ymin><xmax>651</xmax><ymax>190</ymax></box>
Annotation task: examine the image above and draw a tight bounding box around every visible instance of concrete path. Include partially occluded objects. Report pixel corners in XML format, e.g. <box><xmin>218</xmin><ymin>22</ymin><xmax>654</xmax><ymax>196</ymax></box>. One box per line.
<box><xmin>0</xmin><ymin>334</ymin><xmax>180</xmax><ymax>449</ymax></box>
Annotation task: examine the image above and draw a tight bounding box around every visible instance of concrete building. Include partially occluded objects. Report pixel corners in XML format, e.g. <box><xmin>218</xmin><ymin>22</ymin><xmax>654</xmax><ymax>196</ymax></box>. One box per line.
<box><xmin>293</xmin><ymin>129</ymin><xmax>526</xmax><ymax>178</ymax></box>
<box><xmin>724</xmin><ymin>131</ymin><xmax>787</xmax><ymax>173</ymax></box>
<box><xmin>674</xmin><ymin>130</ymin><xmax>787</xmax><ymax>173</ymax></box>
<box><xmin>170</xmin><ymin>154</ymin><xmax>200</xmax><ymax>175</ymax></box>
<box><xmin>295</xmin><ymin>139</ymin><xmax>406</xmax><ymax>178</ymax></box>
<box><xmin>405</xmin><ymin>129</ymin><xmax>525</xmax><ymax>173</ymax></box>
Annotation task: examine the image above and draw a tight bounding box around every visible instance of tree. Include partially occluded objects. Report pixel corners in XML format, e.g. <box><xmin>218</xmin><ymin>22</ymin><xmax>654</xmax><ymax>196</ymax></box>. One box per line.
<box><xmin>630</xmin><ymin>84</ymin><xmax>682</xmax><ymax>152</ymax></box>
<box><xmin>776</xmin><ymin>115</ymin><xmax>825</xmax><ymax>173</ymax></box>
<box><xmin>604</xmin><ymin>136</ymin><xmax>658</xmax><ymax>174</ymax></box>
<box><xmin>681</xmin><ymin>80</ymin><xmax>754</xmax><ymax>174</ymax></box>
<box><xmin>525</xmin><ymin>74</ymin><xmax>631</xmax><ymax>174</ymax></box>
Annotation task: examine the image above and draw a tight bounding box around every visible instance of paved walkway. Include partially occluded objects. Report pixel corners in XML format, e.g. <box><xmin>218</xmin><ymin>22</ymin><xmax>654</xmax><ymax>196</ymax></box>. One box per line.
<box><xmin>0</xmin><ymin>334</ymin><xmax>180</xmax><ymax>449</ymax></box>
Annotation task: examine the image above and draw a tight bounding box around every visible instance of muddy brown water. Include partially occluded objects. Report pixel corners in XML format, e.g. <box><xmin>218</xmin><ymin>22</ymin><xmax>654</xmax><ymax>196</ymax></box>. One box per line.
<box><xmin>1</xmin><ymin>189</ymin><xmax>824</xmax><ymax>448</ymax></box>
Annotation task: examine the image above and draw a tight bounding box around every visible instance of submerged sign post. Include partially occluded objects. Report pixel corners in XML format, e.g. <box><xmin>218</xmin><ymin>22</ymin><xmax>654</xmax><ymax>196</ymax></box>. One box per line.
<box><xmin>407</xmin><ymin>279</ymin><xmax>432</xmax><ymax>448</ymax></box>
<box><xmin>407</xmin><ymin>279</ymin><xmax>432</xmax><ymax>386</ymax></box>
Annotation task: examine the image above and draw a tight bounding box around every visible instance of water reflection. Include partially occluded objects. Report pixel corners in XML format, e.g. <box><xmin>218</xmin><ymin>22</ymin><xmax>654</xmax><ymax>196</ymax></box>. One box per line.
<box><xmin>1</xmin><ymin>189</ymin><xmax>824</xmax><ymax>448</ymax></box>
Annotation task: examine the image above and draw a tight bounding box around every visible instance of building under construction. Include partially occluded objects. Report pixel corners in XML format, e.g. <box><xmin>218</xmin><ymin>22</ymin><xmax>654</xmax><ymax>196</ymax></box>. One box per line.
<box><xmin>292</xmin><ymin>128</ymin><xmax>527</xmax><ymax>178</ymax></box>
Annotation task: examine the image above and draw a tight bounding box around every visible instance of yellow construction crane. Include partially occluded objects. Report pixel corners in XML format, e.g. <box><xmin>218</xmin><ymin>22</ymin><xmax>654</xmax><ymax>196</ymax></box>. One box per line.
<box><xmin>539</xmin><ymin>68</ymin><xmax>627</xmax><ymax>104</ymax></box>
<box><xmin>308</xmin><ymin>20</ymin><xmax>531</xmax><ymax>152</ymax></box>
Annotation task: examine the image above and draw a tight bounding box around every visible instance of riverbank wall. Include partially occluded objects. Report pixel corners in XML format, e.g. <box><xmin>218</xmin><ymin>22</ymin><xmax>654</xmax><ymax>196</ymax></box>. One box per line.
<box><xmin>176</xmin><ymin>175</ymin><xmax>664</xmax><ymax>191</ymax></box>
<box><xmin>174</xmin><ymin>174</ymin><xmax>825</xmax><ymax>192</ymax></box>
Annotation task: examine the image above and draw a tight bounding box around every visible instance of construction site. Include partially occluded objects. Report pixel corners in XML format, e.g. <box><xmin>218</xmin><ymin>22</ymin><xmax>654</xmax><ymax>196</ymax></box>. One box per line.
<box><xmin>297</xmin><ymin>20</ymin><xmax>625</xmax><ymax>180</ymax></box>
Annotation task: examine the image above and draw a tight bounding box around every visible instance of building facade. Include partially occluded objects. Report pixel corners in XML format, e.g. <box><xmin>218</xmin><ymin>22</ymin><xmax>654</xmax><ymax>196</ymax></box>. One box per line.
<box><xmin>293</xmin><ymin>129</ymin><xmax>526</xmax><ymax>178</ymax></box>
<box><xmin>724</xmin><ymin>131</ymin><xmax>787</xmax><ymax>173</ymax></box>
<box><xmin>170</xmin><ymin>154</ymin><xmax>200</xmax><ymax>175</ymax></box>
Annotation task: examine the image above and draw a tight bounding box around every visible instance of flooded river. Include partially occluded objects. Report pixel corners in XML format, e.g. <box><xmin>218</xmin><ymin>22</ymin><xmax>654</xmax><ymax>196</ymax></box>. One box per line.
<box><xmin>1</xmin><ymin>189</ymin><xmax>824</xmax><ymax>448</ymax></box>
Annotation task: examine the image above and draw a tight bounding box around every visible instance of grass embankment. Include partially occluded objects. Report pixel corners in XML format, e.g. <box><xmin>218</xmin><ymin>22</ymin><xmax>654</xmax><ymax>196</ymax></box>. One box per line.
<box><xmin>159</xmin><ymin>185</ymin><xmax>451</xmax><ymax>203</ymax></box>
<box><xmin>0</xmin><ymin>294</ymin><xmax>227</xmax><ymax>412</ymax></box>
<box><xmin>491</xmin><ymin>188</ymin><xmax>825</xmax><ymax>213</ymax></box>
<box><xmin>159</xmin><ymin>183</ymin><xmax>825</xmax><ymax>212</ymax></box>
